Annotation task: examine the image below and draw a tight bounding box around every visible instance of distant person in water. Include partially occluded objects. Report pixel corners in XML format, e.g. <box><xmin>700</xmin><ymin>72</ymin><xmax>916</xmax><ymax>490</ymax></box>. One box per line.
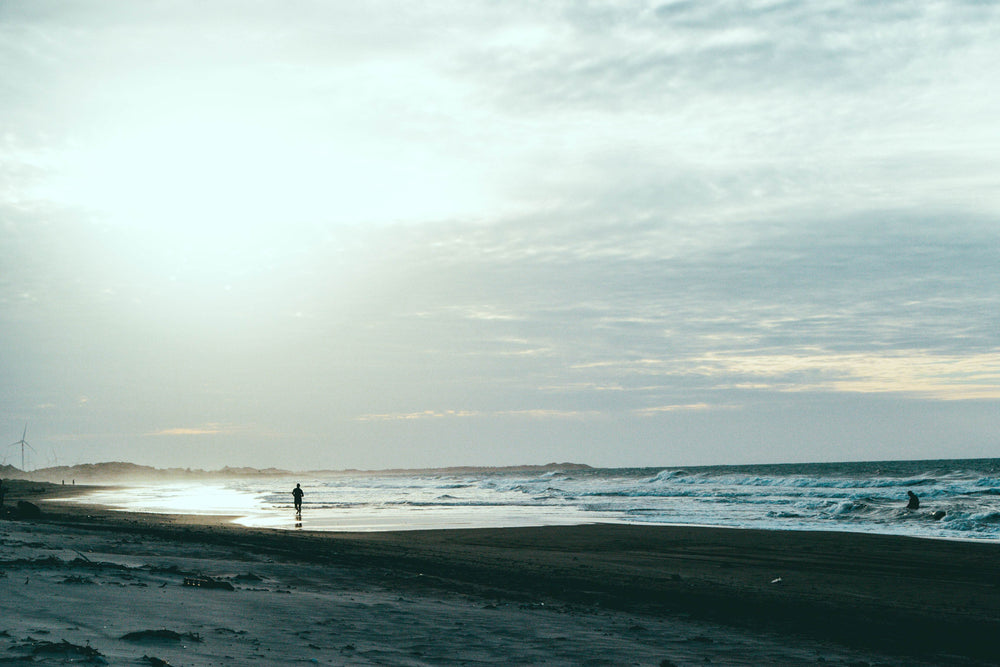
<box><xmin>292</xmin><ymin>483</ymin><xmax>304</xmax><ymax>514</ymax></box>
<box><xmin>907</xmin><ymin>491</ymin><xmax>919</xmax><ymax>510</ymax></box>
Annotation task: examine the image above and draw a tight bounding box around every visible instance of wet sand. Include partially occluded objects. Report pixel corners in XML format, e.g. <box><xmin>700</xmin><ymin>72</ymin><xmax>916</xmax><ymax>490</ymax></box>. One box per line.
<box><xmin>2</xmin><ymin>481</ymin><xmax>998</xmax><ymax>665</ymax></box>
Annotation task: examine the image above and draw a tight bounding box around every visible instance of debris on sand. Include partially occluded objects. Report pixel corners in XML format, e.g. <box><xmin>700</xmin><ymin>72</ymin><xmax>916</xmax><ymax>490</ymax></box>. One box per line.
<box><xmin>15</xmin><ymin>501</ymin><xmax>42</xmax><ymax>519</ymax></box>
<box><xmin>19</xmin><ymin>638</ymin><xmax>105</xmax><ymax>661</ymax></box>
<box><xmin>146</xmin><ymin>564</ymin><xmax>191</xmax><ymax>575</ymax></box>
<box><xmin>182</xmin><ymin>575</ymin><xmax>234</xmax><ymax>590</ymax></box>
<box><xmin>122</xmin><ymin>629</ymin><xmax>202</xmax><ymax>642</ymax></box>
<box><xmin>142</xmin><ymin>656</ymin><xmax>173</xmax><ymax>666</ymax></box>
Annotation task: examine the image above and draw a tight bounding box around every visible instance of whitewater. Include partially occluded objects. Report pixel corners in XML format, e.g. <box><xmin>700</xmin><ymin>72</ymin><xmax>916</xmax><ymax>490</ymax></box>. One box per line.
<box><xmin>67</xmin><ymin>458</ymin><xmax>1000</xmax><ymax>541</ymax></box>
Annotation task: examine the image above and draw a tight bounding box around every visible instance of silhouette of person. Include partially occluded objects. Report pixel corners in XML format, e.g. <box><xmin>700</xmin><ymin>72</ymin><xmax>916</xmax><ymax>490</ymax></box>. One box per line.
<box><xmin>292</xmin><ymin>483</ymin><xmax>304</xmax><ymax>514</ymax></box>
<box><xmin>907</xmin><ymin>490</ymin><xmax>919</xmax><ymax>510</ymax></box>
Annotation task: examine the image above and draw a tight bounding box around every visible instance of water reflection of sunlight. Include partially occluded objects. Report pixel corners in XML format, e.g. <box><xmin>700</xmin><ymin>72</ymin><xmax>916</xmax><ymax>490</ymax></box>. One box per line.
<box><xmin>66</xmin><ymin>483</ymin><xmax>266</xmax><ymax>516</ymax></box>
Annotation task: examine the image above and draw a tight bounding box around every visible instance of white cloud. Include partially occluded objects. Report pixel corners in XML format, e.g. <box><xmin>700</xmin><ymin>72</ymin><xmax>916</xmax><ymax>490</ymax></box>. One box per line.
<box><xmin>632</xmin><ymin>402</ymin><xmax>725</xmax><ymax>417</ymax></box>
<box><xmin>356</xmin><ymin>408</ymin><xmax>598</xmax><ymax>422</ymax></box>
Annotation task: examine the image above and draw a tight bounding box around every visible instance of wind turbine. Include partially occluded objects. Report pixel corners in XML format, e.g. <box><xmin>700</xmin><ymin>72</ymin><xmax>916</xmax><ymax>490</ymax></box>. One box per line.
<box><xmin>8</xmin><ymin>424</ymin><xmax>36</xmax><ymax>472</ymax></box>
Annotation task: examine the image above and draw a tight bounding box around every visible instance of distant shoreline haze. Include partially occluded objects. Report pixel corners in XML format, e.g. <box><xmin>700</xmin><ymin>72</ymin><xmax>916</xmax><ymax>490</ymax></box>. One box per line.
<box><xmin>5</xmin><ymin>457</ymin><xmax>997</xmax><ymax>484</ymax></box>
<box><xmin>2</xmin><ymin>460</ymin><xmax>595</xmax><ymax>483</ymax></box>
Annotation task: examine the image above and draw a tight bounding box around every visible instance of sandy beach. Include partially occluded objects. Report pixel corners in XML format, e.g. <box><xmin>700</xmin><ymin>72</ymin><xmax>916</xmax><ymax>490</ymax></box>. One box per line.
<box><xmin>1</xmin><ymin>481</ymin><xmax>998</xmax><ymax>666</ymax></box>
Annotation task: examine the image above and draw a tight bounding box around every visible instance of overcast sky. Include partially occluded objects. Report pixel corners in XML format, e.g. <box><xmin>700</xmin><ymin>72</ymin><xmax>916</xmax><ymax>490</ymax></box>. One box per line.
<box><xmin>2</xmin><ymin>0</ymin><xmax>999</xmax><ymax>471</ymax></box>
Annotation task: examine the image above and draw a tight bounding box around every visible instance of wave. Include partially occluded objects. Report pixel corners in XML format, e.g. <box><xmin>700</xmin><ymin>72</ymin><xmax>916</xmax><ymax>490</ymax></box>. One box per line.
<box><xmin>383</xmin><ymin>499</ymin><xmax>527</xmax><ymax>508</ymax></box>
<box><xmin>657</xmin><ymin>474</ymin><xmax>940</xmax><ymax>490</ymax></box>
<box><xmin>935</xmin><ymin>511</ymin><xmax>1000</xmax><ymax>533</ymax></box>
<box><xmin>647</xmin><ymin>469</ymin><xmax>688</xmax><ymax>483</ymax></box>
<box><xmin>224</xmin><ymin>461</ymin><xmax>1000</xmax><ymax>540</ymax></box>
<box><xmin>831</xmin><ymin>500</ymin><xmax>872</xmax><ymax>516</ymax></box>
<box><xmin>966</xmin><ymin>488</ymin><xmax>1000</xmax><ymax>496</ymax></box>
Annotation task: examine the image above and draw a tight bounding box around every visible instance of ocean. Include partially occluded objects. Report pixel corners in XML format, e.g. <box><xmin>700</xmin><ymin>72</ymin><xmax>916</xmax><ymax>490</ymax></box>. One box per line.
<box><xmin>68</xmin><ymin>458</ymin><xmax>1000</xmax><ymax>541</ymax></box>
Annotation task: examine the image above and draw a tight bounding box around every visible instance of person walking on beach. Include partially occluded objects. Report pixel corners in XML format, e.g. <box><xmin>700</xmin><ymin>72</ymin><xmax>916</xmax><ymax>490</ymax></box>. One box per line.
<box><xmin>292</xmin><ymin>483</ymin><xmax>304</xmax><ymax>514</ymax></box>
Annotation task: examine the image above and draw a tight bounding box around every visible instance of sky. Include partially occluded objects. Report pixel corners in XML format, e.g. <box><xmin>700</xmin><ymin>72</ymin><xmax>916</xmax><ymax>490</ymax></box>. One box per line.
<box><xmin>2</xmin><ymin>0</ymin><xmax>999</xmax><ymax>471</ymax></box>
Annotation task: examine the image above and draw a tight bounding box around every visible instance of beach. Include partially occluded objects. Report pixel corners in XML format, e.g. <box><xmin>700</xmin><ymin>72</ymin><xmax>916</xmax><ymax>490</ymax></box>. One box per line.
<box><xmin>2</xmin><ymin>481</ymin><xmax>998</xmax><ymax>666</ymax></box>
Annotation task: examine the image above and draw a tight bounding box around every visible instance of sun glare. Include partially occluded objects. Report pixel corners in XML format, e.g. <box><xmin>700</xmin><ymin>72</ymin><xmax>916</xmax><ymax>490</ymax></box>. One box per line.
<box><xmin>64</xmin><ymin>483</ymin><xmax>265</xmax><ymax>516</ymax></box>
<box><xmin>38</xmin><ymin>81</ymin><xmax>493</xmax><ymax>235</ymax></box>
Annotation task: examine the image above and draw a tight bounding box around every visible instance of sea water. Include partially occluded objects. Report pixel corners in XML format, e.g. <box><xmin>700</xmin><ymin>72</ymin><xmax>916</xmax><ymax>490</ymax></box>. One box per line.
<box><xmin>69</xmin><ymin>459</ymin><xmax>1000</xmax><ymax>540</ymax></box>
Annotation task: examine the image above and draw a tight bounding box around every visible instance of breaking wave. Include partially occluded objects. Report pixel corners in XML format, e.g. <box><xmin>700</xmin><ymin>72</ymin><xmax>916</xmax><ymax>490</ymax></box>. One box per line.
<box><xmin>77</xmin><ymin>458</ymin><xmax>1000</xmax><ymax>539</ymax></box>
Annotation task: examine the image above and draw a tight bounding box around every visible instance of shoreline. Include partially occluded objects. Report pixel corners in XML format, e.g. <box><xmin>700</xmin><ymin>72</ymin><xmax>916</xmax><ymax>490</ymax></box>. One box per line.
<box><xmin>2</xmin><ymin>481</ymin><xmax>998</xmax><ymax>664</ymax></box>
<box><xmin>35</xmin><ymin>478</ymin><xmax>1000</xmax><ymax>543</ymax></box>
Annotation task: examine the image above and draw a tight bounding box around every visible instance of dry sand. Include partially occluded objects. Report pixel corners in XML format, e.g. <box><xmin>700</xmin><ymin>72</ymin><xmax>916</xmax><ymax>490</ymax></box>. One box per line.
<box><xmin>1</xmin><ymin>481</ymin><xmax>998</xmax><ymax>666</ymax></box>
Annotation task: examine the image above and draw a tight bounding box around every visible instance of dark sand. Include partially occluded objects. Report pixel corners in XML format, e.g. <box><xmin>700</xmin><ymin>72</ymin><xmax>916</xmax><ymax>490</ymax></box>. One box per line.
<box><xmin>2</xmin><ymin>481</ymin><xmax>999</xmax><ymax>665</ymax></box>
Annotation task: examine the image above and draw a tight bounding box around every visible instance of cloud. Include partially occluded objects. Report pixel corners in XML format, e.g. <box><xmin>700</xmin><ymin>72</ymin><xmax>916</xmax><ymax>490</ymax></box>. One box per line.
<box><xmin>148</xmin><ymin>423</ymin><xmax>241</xmax><ymax>437</ymax></box>
<box><xmin>1</xmin><ymin>1</ymin><xmax>998</xmax><ymax>468</ymax></box>
<box><xmin>498</xmin><ymin>409</ymin><xmax>598</xmax><ymax>418</ymax></box>
<box><xmin>609</xmin><ymin>350</ymin><xmax>1000</xmax><ymax>401</ymax></box>
<box><xmin>632</xmin><ymin>402</ymin><xmax>726</xmax><ymax>417</ymax></box>
<box><xmin>356</xmin><ymin>408</ymin><xmax>597</xmax><ymax>422</ymax></box>
<box><xmin>356</xmin><ymin>410</ymin><xmax>480</xmax><ymax>422</ymax></box>
<box><xmin>446</xmin><ymin>1</ymin><xmax>1000</xmax><ymax>220</ymax></box>
<box><xmin>5</xmin><ymin>0</ymin><xmax>1000</xmax><ymax>228</ymax></box>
